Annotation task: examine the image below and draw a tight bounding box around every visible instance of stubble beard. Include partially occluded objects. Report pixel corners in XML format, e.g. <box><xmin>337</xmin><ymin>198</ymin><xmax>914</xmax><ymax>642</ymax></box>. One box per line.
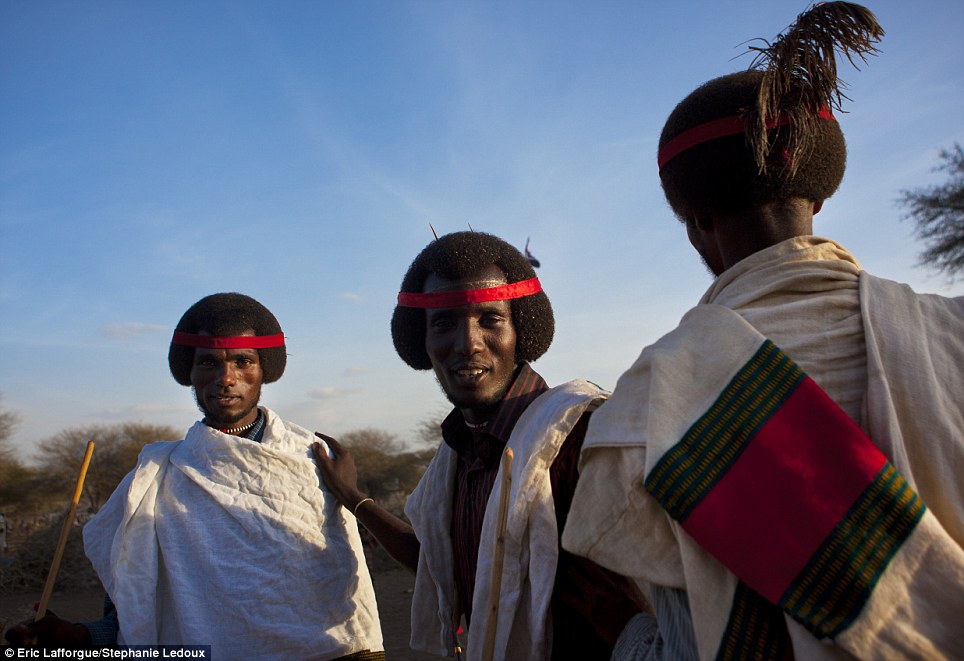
<box><xmin>193</xmin><ymin>386</ymin><xmax>261</xmax><ymax>428</ymax></box>
<box><xmin>435</xmin><ymin>374</ymin><xmax>512</xmax><ymax>419</ymax></box>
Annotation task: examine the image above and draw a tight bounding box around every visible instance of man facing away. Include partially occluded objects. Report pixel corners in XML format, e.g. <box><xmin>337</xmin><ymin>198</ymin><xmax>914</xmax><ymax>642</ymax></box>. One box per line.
<box><xmin>6</xmin><ymin>293</ymin><xmax>384</xmax><ymax>660</ymax></box>
<box><xmin>314</xmin><ymin>231</ymin><xmax>642</xmax><ymax>660</ymax></box>
<box><xmin>563</xmin><ymin>3</ymin><xmax>964</xmax><ymax>660</ymax></box>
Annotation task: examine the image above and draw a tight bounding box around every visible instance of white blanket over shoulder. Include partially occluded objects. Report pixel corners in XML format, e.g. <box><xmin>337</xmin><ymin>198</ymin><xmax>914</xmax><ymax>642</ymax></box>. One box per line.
<box><xmin>406</xmin><ymin>380</ymin><xmax>607</xmax><ymax>660</ymax></box>
<box><xmin>563</xmin><ymin>245</ymin><xmax>964</xmax><ymax>660</ymax></box>
<box><xmin>84</xmin><ymin>407</ymin><xmax>383</xmax><ymax>660</ymax></box>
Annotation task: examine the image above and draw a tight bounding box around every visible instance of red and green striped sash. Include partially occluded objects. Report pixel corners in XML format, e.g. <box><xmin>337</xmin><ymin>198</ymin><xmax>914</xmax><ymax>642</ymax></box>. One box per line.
<box><xmin>645</xmin><ymin>340</ymin><xmax>925</xmax><ymax>651</ymax></box>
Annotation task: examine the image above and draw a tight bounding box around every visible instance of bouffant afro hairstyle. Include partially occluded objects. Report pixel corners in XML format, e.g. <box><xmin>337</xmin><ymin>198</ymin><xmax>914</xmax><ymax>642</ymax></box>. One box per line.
<box><xmin>658</xmin><ymin>70</ymin><xmax>847</xmax><ymax>219</ymax></box>
<box><xmin>391</xmin><ymin>231</ymin><xmax>554</xmax><ymax>370</ymax></box>
<box><xmin>658</xmin><ymin>2</ymin><xmax>883</xmax><ymax>220</ymax></box>
<box><xmin>168</xmin><ymin>292</ymin><xmax>287</xmax><ymax>386</ymax></box>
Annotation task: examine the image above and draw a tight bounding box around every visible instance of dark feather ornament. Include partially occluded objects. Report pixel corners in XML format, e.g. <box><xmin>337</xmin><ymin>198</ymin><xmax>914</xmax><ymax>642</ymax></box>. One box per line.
<box><xmin>745</xmin><ymin>2</ymin><xmax>884</xmax><ymax>175</ymax></box>
<box><xmin>524</xmin><ymin>237</ymin><xmax>540</xmax><ymax>268</ymax></box>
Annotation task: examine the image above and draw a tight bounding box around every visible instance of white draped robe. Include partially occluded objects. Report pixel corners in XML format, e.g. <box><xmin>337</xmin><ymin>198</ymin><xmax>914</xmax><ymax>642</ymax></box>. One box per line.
<box><xmin>84</xmin><ymin>407</ymin><xmax>383</xmax><ymax>660</ymax></box>
<box><xmin>563</xmin><ymin>237</ymin><xmax>964</xmax><ymax>660</ymax></box>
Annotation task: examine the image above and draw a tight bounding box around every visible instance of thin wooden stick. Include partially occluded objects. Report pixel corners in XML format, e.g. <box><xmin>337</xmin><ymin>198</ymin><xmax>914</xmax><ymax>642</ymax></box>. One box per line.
<box><xmin>480</xmin><ymin>447</ymin><xmax>513</xmax><ymax>661</ymax></box>
<box><xmin>35</xmin><ymin>440</ymin><xmax>95</xmax><ymax>621</ymax></box>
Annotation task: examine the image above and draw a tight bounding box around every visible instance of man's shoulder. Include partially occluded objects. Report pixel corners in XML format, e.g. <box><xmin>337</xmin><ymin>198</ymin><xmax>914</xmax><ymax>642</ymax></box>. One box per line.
<box><xmin>633</xmin><ymin>303</ymin><xmax>759</xmax><ymax>366</ymax></box>
<box><xmin>527</xmin><ymin>379</ymin><xmax>608</xmax><ymax>428</ymax></box>
<box><xmin>860</xmin><ymin>271</ymin><xmax>964</xmax><ymax>313</ymax></box>
<box><xmin>122</xmin><ymin>439</ymin><xmax>183</xmax><ymax>479</ymax></box>
<box><xmin>533</xmin><ymin>379</ymin><xmax>609</xmax><ymax>407</ymax></box>
<box><xmin>260</xmin><ymin>407</ymin><xmax>317</xmax><ymax>447</ymax></box>
<box><xmin>509</xmin><ymin>380</ymin><xmax>609</xmax><ymax>456</ymax></box>
<box><xmin>278</xmin><ymin>417</ymin><xmax>314</xmax><ymax>440</ymax></box>
<box><xmin>138</xmin><ymin>438</ymin><xmax>183</xmax><ymax>460</ymax></box>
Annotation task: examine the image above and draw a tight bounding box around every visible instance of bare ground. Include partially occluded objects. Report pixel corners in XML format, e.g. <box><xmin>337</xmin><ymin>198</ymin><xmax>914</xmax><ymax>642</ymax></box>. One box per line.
<box><xmin>0</xmin><ymin>567</ymin><xmax>437</xmax><ymax>660</ymax></box>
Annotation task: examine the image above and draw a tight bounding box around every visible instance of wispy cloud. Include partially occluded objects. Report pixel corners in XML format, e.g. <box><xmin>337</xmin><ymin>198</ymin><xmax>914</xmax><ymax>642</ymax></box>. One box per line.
<box><xmin>95</xmin><ymin>401</ymin><xmax>194</xmax><ymax>420</ymax></box>
<box><xmin>340</xmin><ymin>292</ymin><xmax>363</xmax><ymax>303</ymax></box>
<box><xmin>101</xmin><ymin>323</ymin><xmax>167</xmax><ymax>340</ymax></box>
<box><xmin>308</xmin><ymin>386</ymin><xmax>358</xmax><ymax>400</ymax></box>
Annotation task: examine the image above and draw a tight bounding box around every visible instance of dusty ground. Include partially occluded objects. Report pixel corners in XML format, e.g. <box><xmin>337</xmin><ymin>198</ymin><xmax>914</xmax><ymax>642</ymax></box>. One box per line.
<box><xmin>0</xmin><ymin>567</ymin><xmax>437</xmax><ymax>660</ymax></box>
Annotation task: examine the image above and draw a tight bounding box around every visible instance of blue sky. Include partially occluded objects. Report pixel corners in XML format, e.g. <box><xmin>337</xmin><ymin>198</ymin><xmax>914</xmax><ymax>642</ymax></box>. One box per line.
<box><xmin>2</xmin><ymin>0</ymin><xmax>962</xmax><ymax>461</ymax></box>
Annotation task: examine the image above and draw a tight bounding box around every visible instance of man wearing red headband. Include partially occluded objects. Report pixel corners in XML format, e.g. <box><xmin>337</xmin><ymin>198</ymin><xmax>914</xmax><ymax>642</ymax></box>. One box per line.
<box><xmin>563</xmin><ymin>3</ymin><xmax>964</xmax><ymax>660</ymax></box>
<box><xmin>7</xmin><ymin>293</ymin><xmax>384</xmax><ymax>660</ymax></box>
<box><xmin>314</xmin><ymin>232</ymin><xmax>643</xmax><ymax>659</ymax></box>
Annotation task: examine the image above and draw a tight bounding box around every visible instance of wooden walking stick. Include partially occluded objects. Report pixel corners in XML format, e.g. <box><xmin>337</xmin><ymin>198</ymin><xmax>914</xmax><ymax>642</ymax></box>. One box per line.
<box><xmin>35</xmin><ymin>440</ymin><xmax>95</xmax><ymax>621</ymax></box>
<box><xmin>480</xmin><ymin>447</ymin><xmax>513</xmax><ymax>661</ymax></box>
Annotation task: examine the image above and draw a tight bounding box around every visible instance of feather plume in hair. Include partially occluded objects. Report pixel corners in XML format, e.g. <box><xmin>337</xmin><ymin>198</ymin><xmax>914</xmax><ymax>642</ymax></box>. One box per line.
<box><xmin>745</xmin><ymin>2</ymin><xmax>884</xmax><ymax>174</ymax></box>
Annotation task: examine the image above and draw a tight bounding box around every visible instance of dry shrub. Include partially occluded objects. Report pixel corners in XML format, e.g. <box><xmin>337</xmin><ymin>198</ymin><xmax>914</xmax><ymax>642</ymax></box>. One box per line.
<box><xmin>0</xmin><ymin>515</ymin><xmax>99</xmax><ymax>594</ymax></box>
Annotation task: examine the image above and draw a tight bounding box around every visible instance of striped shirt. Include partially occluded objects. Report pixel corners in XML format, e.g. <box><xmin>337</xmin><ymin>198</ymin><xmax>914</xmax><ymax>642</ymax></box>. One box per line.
<box><xmin>442</xmin><ymin>363</ymin><xmax>612</xmax><ymax>657</ymax></box>
<box><xmin>443</xmin><ymin>362</ymin><xmax>550</xmax><ymax>624</ymax></box>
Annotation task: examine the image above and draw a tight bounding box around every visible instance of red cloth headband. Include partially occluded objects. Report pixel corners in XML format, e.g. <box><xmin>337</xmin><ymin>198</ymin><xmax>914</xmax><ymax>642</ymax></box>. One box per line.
<box><xmin>172</xmin><ymin>331</ymin><xmax>285</xmax><ymax>349</ymax></box>
<box><xmin>658</xmin><ymin>108</ymin><xmax>836</xmax><ymax>172</ymax></box>
<box><xmin>397</xmin><ymin>277</ymin><xmax>542</xmax><ymax>308</ymax></box>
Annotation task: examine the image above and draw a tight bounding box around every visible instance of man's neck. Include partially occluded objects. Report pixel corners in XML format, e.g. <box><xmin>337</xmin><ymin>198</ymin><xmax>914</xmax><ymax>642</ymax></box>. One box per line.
<box><xmin>461</xmin><ymin>404</ymin><xmax>499</xmax><ymax>428</ymax></box>
<box><xmin>441</xmin><ymin>363</ymin><xmax>549</xmax><ymax>456</ymax></box>
<box><xmin>204</xmin><ymin>408</ymin><xmax>263</xmax><ymax>438</ymax></box>
<box><xmin>715</xmin><ymin>198</ymin><xmax>816</xmax><ymax>271</ymax></box>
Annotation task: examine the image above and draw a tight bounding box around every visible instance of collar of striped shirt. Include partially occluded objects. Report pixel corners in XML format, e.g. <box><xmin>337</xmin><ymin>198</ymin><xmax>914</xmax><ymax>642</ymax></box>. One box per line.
<box><xmin>240</xmin><ymin>408</ymin><xmax>267</xmax><ymax>443</ymax></box>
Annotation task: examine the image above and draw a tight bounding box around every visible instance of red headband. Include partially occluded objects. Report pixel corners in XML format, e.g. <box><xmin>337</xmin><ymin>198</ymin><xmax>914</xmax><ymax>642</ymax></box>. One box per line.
<box><xmin>397</xmin><ymin>277</ymin><xmax>542</xmax><ymax>309</ymax></box>
<box><xmin>657</xmin><ymin>107</ymin><xmax>836</xmax><ymax>172</ymax></box>
<box><xmin>172</xmin><ymin>331</ymin><xmax>285</xmax><ymax>349</ymax></box>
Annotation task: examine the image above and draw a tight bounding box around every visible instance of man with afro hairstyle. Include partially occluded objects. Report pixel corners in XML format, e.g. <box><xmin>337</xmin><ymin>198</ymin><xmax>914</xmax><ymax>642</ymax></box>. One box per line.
<box><xmin>7</xmin><ymin>293</ymin><xmax>384</xmax><ymax>660</ymax></box>
<box><xmin>564</xmin><ymin>3</ymin><xmax>964</xmax><ymax>660</ymax></box>
<box><xmin>314</xmin><ymin>232</ymin><xmax>644</xmax><ymax>659</ymax></box>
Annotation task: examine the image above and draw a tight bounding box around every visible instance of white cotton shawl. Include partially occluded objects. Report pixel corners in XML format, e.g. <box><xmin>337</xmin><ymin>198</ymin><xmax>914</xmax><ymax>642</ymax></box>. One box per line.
<box><xmin>406</xmin><ymin>380</ymin><xmax>608</xmax><ymax>660</ymax></box>
<box><xmin>83</xmin><ymin>407</ymin><xmax>383</xmax><ymax>660</ymax></box>
<box><xmin>703</xmin><ymin>237</ymin><xmax>964</xmax><ymax>546</ymax></box>
<box><xmin>563</xmin><ymin>238</ymin><xmax>964</xmax><ymax>660</ymax></box>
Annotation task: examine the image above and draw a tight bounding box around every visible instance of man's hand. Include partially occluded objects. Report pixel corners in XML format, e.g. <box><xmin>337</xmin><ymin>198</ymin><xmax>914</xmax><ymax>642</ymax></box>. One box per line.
<box><xmin>312</xmin><ymin>433</ymin><xmax>366</xmax><ymax>511</ymax></box>
<box><xmin>313</xmin><ymin>432</ymin><xmax>421</xmax><ymax>572</ymax></box>
<box><xmin>4</xmin><ymin>608</ymin><xmax>92</xmax><ymax>648</ymax></box>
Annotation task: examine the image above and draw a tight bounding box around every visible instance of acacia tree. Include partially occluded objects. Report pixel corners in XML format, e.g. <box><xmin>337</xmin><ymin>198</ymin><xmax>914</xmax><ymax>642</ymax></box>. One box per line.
<box><xmin>0</xmin><ymin>397</ymin><xmax>45</xmax><ymax>514</ymax></box>
<box><xmin>899</xmin><ymin>144</ymin><xmax>964</xmax><ymax>279</ymax></box>
<box><xmin>339</xmin><ymin>428</ymin><xmax>433</xmax><ymax>509</ymax></box>
<box><xmin>35</xmin><ymin>422</ymin><xmax>181</xmax><ymax>512</ymax></box>
<box><xmin>414</xmin><ymin>406</ymin><xmax>448</xmax><ymax>450</ymax></box>
<box><xmin>0</xmin><ymin>395</ymin><xmax>21</xmax><ymax>461</ymax></box>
